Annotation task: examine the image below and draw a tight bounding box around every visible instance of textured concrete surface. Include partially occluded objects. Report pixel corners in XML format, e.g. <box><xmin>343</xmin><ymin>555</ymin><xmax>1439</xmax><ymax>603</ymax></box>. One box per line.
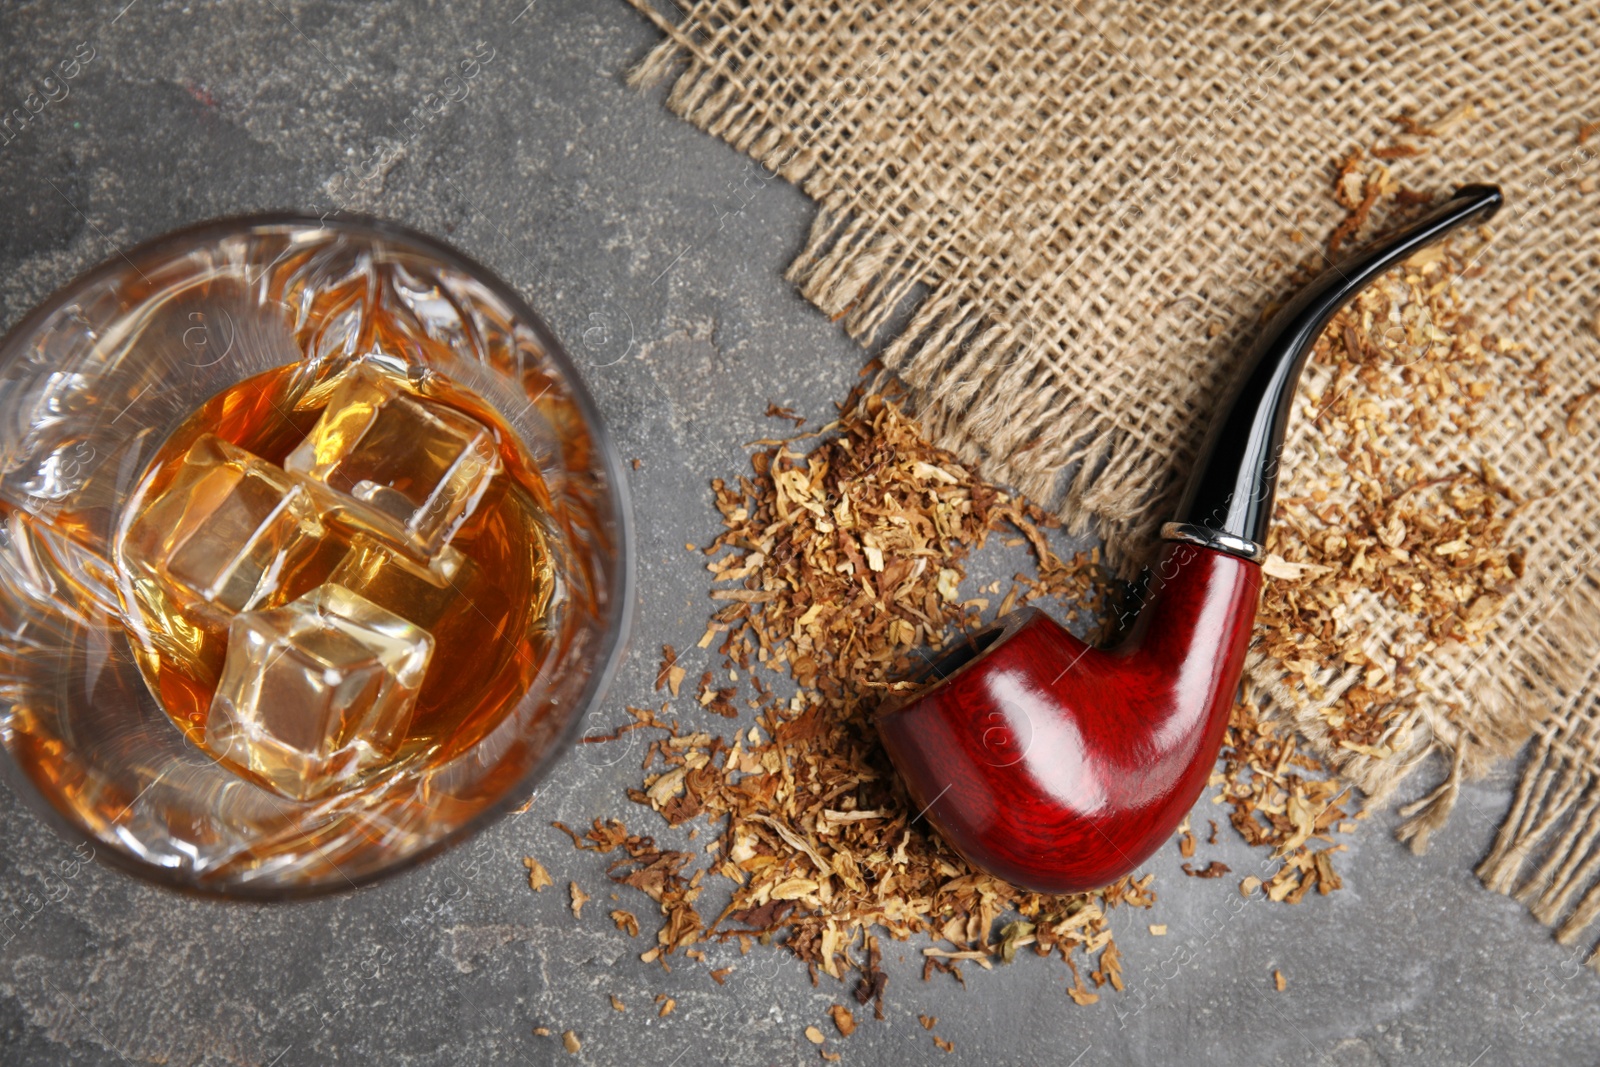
<box><xmin>0</xmin><ymin>2</ymin><xmax>1596</xmax><ymax>1064</ymax></box>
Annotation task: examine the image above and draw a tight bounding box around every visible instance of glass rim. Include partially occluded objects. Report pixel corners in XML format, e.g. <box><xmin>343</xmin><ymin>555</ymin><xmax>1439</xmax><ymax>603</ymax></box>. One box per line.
<box><xmin>0</xmin><ymin>210</ymin><xmax>636</xmax><ymax>901</ymax></box>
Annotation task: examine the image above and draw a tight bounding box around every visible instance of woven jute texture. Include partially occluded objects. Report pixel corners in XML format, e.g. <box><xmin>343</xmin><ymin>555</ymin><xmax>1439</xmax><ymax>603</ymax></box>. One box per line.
<box><xmin>625</xmin><ymin>0</ymin><xmax>1600</xmax><ymax>956</ymax></box>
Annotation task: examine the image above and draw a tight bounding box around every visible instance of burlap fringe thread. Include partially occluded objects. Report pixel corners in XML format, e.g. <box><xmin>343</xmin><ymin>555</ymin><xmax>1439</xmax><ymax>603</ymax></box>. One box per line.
<box><xmin>1478</xmin><ymin>577</ymin><xmax>1600</xmax><ymax>965</ymax></box>
<box><xmin>623</xmin><ymin>0</ymin><xmax>1600</xmax><ymax>964</ymax></box>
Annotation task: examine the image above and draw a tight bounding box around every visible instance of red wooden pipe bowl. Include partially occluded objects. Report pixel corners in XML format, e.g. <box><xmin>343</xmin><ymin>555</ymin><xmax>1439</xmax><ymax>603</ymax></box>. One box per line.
<box><xmin>876</xmin><ymin>543</ymin><xmax>1261</xmax><ymax>894</ymax></box>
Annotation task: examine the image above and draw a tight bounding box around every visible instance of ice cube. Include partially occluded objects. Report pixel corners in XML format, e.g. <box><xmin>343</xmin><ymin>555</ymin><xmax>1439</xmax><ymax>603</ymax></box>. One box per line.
<box><xmin>205</xmin><ymin>583</ymin><xmax>435</xmax><ymax>801</ymax></box>
<box><xmin>120</xmin><ymin>434</ymin><xmax>331</xmax><ymax>621</ymax></box>
<box><xmin>284</xmin><ymin>364</ymin><xmax>500</xmax><ymax>558</ymax></box>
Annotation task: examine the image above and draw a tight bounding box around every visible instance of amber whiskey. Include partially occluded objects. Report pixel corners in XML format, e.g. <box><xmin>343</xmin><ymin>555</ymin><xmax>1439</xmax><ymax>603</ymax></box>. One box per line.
<box><xmin>115</xmin><ymin>359</ymin><xmax>559</xmax><ymax>801</ymax></box>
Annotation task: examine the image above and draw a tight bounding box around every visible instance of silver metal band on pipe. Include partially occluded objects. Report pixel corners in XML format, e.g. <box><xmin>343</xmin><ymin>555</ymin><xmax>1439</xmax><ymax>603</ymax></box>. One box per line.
<box><xmin>1158</xmin><ymin>522</ymin><xmax>1267</xmax><ymax>564</ymax></box>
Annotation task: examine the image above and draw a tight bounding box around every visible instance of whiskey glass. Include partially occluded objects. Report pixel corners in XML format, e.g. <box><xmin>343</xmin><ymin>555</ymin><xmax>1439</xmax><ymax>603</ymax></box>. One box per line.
<box><xmin>0</xmin><ymin>214</ymin><xmax>632</xmax><ymax>896</ymax></box>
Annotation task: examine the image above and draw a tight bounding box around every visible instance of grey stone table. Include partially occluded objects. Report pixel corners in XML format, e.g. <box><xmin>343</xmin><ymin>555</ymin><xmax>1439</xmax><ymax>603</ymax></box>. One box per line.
<box><xmin>0</xmin><ymin>2</ymin><xmax>1595</xmax><ymax>1064</ymax></box>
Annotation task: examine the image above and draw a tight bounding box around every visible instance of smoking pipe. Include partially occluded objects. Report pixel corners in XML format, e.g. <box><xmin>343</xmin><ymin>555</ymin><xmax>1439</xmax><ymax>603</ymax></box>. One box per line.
<box><xmin>877</xmin><ymin>184</ymin><xmax>1503</xmax><ymax>894</ymax></box>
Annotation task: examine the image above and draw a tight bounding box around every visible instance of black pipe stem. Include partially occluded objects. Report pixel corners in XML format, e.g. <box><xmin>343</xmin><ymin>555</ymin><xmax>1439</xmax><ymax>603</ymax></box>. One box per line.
<box><xmin>1171</xmin><ymin>183</ymin><xmax>1503</xmax><ymax>549</ymax></box>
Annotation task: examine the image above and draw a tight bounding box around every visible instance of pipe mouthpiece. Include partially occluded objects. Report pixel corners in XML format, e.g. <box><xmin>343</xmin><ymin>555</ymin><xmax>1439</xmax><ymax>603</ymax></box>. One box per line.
<box><xmin>1172</xmin><ymin>182</ymin><xmax>1504</xmax><ymax>553</ymax></box>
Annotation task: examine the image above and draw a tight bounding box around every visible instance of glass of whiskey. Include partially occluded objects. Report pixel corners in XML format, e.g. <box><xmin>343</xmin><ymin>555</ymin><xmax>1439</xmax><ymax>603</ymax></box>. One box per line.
<box><xmin>0</xmin><ymin>215</ymin><xmax>631</xmax><ymax>894</ymax></box>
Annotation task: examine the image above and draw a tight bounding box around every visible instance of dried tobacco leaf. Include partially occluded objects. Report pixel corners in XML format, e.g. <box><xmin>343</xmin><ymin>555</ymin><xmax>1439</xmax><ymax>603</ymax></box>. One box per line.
<box><xmin>1066</xmin><ymin>956</ymin><xmax>1098</xmax><ymax>1006</ymax></box>
<box><xmin>523</xmin><ymin>856</ymin><xmax>553</xmax><ymax>892</ymax></box>
<box><xmin>1312</xmin><ymin>848</ymin><xmax>1344</xmax><ymax>895</ymax></box>
<box><xmin>766</xmin><ymin>401</ymin><xmax>806</xmax><ymax>427</ymax></box>
<box><xmin>655</xmin><ymin>645</ymin><xmax>687</xmax><ymax>697</ymax></box>
<box><xmin>1181</xmin><ymin>862</ymin><xmax>1231</xmax><ymax>879</ymax></box>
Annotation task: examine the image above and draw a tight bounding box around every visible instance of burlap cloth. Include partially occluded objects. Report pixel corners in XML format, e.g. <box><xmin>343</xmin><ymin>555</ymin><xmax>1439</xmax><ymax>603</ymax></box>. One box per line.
<box><xmin>624</xmin><ymin>1</ymin><xmax>1600</xmax><ymax>957</ymax></box>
